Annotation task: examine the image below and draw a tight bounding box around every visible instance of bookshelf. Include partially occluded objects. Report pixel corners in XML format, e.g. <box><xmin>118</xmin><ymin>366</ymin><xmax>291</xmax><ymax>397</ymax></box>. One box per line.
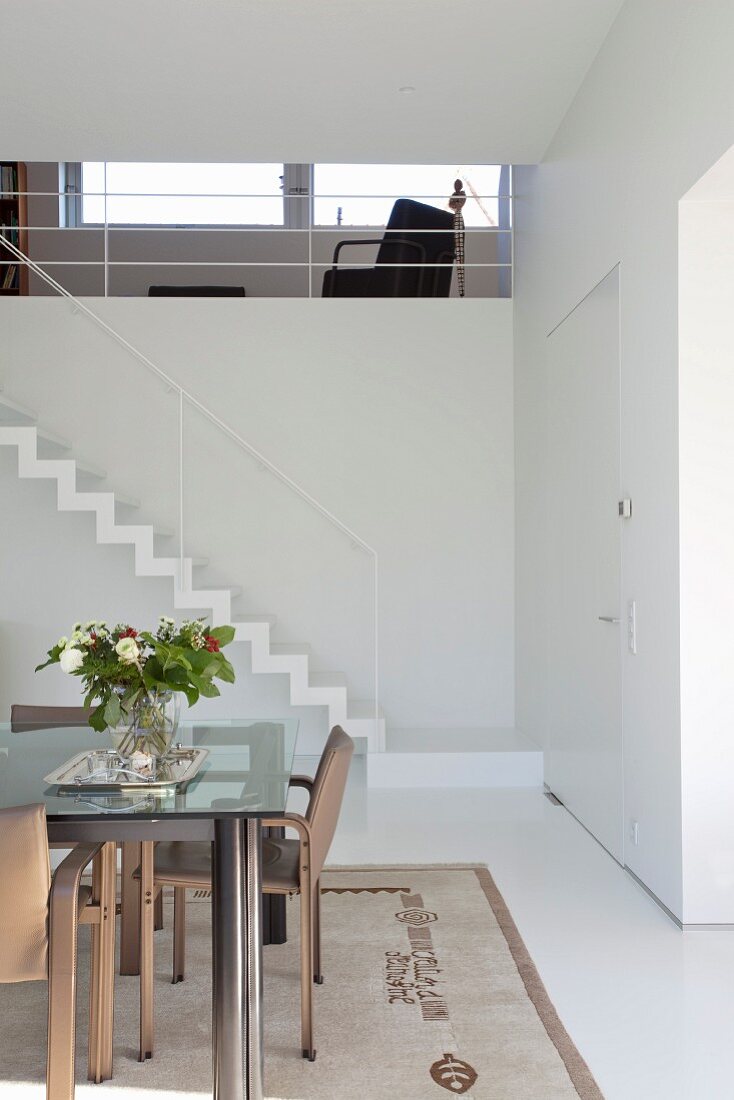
<box><xmin>0</xmin><ymin>161</ymin><xmax>28</xmax><ymax>295</ymax></box>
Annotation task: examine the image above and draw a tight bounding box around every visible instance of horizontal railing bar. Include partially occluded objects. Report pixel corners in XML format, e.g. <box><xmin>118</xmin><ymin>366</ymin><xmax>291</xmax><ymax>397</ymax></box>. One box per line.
<box><xmin>1</xmin><ymin>190</ymin><xmax>513</xmax><ymax>199</ymax></box>
<box><xmin>2</xmin><ymin>224</ymin><xmax>512</xmax><ymax>234</ymax></box>
<box><xmin>20</xmin><ymin>260</ymin><xmax>512</xmax><ymax>268</ymax></box>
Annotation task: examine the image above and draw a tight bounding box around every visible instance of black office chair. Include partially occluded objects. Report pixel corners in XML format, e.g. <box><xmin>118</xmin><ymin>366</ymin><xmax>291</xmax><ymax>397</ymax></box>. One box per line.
<box><xmin>147</xmin><ymin>285</ymin><xmax>246</xmax><ymax>297</ymax></box>
<box><xmin>322</xmin><ymin>198</ymin><xmax>455</xmax><ymax>298</ymax></box>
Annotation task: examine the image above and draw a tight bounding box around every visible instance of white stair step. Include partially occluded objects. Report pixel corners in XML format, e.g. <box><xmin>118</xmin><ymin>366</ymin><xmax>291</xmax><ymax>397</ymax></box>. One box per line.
<box><xmin>73</xmin><ymin>456</ymin><xmax>108</xmax><ymax>480</ymax></box>
<box><xmin>385</xmin><ymin>727</ymin><xmax>538</xmax><ymax>753</ymax></box>
<box><xmin>113</xmin><ymin>491</ymin><xmax>142</xmax><ymax>509</ymax></box>
<box><xmin>197</xmin><ymin>585</ymin><xmax>243</xmax><ymax>600</ymax></box>
<box><xmin>36</xmin><ymin>426</ymin><xmax>72</xmax><ymax>450</ymax></box>
<box><xmin>309</xmin><ymin>671</ymin><xmax>347</xmax><ymax>690</ymax></box>
<box><xmin>0</xmin><ymin>394</ymin><xmax>38</xmax><ymax>423</ymax></box>
<box><xmin>235</xmin><ymin>613</ymin><xmax>277</xmax><ymax>628</ymax></box>
<box><xmin>270</xmin><ymin>643</ymin><xmax>311</xmax><ymax>657</ymax></box>
<box><xmin>347</xmin><ymin>699</ymin><xmax>384</xmax><ymax>720</ymax></box>
<box><xmin>366</xmin><ymin>728</ymin><xmax>543</xmax><ymax>789</ymax></box>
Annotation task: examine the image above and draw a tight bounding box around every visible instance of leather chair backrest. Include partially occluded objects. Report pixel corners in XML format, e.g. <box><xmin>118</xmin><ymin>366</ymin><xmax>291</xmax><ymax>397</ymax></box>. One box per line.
<box><xmin>376</xmin><ymin>198</ymin><xmax>455</xmax><ymax>297</ymax></box>
<box><xmin>0</xmin><ymin>804</ymin><xmax>51</xmax><ymax>982</ymax></box>
<box><xmin>306</xmin><ymin>726</ymin><xmax>354</xmax><ymax>878</ymax></box>
<box><xmin>10</xmin><ymin>704</ymin><xmax>92</xmax><ymax>732</ymax></box>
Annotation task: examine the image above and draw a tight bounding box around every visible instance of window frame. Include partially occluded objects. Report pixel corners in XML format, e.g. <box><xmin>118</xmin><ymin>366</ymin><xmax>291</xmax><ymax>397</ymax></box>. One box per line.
<box><xmin>69</xmin><ymin>162</ymin><xmax>297</xmax><ymax>230</ymax></box>
<box><xmin>64</xmin><ymin>162</ymin><xmax>510</xmax><ymax>233</ymax></box>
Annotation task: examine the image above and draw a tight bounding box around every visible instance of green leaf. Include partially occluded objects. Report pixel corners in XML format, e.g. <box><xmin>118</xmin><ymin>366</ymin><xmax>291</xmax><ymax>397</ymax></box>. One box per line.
<box><xmin>188</xmin><ymin>649</ymin><xmax>216</xmax><ymax>674</ymax></box>
<box><xmin>35</xmin><ymin>644</ymin><xmax>62</xmax><ymax>673</ymax></box>
<box><xmin>190</xmin><ymin>673</ymin><xmax>220</xmax><ymax>699</ymax></box>
<box><xmin>216</xmin><ymin>656</ymin><xmax>236</xmax><ymax>684</ymax></box>
<box><xmin>164</xmin><ymin>664</ymin><xmax>190</xmax><ymax>687</ymax></box>
<box><xmin>181</xmin><ymin>683</ymin><xmax>200</xmax><ymax>707</ymax></box>
<box><xmin>89</xmin><ymin>705</ymin><xmax>107</xmax><ymax>733</ymax></box>
<box><xmin>104</xmin><ymin>694</ymin><xmax>122</xmax><ymax>728</ymax></box>
<box><xmin>143</xmin><ymin>656</ymin><xmax>165</xmax><ymax>690</ymax></box>
<box><xmin>209</xmin><ymin>625</ymin><xmax>235</xmax><ymax>647</ymax></box>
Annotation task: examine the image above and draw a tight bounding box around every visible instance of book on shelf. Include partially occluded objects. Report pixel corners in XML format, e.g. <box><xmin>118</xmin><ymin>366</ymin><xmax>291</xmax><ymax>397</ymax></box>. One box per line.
<box><xmin>1</xmin><ymin>212</ymin><xmax>20</xmax><ymax>247</ymax></box>
<box><xmin>1</xmin><ymin>264</ymin><xmax>18</xmax><ymax>289</ymax></box>
<box><xmin>0</xmin><ymin>164</ymin><xmax>19</xmax><ymax>199</ymax></box>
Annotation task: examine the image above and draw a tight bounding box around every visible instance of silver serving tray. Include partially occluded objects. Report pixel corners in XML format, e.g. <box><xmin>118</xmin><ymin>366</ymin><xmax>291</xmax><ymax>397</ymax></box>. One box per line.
<box><xmin>44</xmin><ymin>746</ymin><xmax>209</xmax><ymax>791</ymax></box>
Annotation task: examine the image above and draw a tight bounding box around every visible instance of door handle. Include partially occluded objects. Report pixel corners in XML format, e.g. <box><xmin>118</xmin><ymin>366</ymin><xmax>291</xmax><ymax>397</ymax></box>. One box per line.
<box><xmin>598</xmin><ymin>616</ymin><xmax>620</xmax><ymax>623</ymax></box>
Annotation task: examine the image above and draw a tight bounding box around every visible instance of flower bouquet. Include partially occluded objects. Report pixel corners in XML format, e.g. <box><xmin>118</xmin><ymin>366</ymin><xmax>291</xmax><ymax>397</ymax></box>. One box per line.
<box><xmin>36</xmin><ymin>617</ymin><xmax>236</xmax><ymax>759</ymax></box>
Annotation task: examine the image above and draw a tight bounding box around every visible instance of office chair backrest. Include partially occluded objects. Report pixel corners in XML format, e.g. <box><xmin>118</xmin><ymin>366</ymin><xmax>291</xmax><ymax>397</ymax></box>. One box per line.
<box><xmin>0</xmin><ymin>803</ymin><xmax>51</xmax><ymax>982</ymax></box>
<box><xmin>376</xmin><ymin>198</ymin><xmax>455</xmax><ymax>297</ymax></box>
<box><xmin>306</xmin><ymin>726</ymin><xmax>354</xmax><ymax>878</ymax></box>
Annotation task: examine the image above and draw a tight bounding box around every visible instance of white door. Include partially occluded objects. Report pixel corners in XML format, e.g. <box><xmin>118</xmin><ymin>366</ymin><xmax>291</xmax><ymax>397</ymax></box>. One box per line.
<box><xmin>545</xmin><ymin>266</ymin><xmax>623</xmax><ymax>861</ymax></box>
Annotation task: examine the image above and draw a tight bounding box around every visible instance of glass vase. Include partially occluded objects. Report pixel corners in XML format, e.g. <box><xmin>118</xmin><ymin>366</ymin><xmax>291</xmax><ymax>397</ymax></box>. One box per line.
<box><xmin>109</xmin><ymin>689</ymin><xmax>180</xmax><ymax>761</ymax></box>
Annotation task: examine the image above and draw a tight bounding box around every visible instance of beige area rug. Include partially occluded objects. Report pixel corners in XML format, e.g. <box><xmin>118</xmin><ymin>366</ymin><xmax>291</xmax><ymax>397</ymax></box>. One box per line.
<box><xmin>0</xmin><ymin>866</ymin><xmax>603</xmax><ymax>1100</ymax></box>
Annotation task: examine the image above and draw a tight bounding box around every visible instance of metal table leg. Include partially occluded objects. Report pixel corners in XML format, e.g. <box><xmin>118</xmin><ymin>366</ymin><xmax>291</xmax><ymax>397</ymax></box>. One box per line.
<box><xmin>212</xmin><ymin>817</ymin><xmax>263</xmax><ymax>1100</ymax></box>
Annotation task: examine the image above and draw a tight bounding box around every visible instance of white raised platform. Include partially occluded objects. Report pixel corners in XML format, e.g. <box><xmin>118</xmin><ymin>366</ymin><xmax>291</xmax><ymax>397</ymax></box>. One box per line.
<box><xmin>366</xmin><ymin>727</ymin><xmax>543</xmax><ymax>788</ymax></box>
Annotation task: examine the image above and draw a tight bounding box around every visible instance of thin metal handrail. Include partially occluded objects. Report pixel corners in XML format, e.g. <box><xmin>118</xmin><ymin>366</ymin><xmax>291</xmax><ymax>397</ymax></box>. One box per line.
<box><xmin>0</xmin><ymin>232</ymin><xmax>381</xmax><ymax>730</ymax></box>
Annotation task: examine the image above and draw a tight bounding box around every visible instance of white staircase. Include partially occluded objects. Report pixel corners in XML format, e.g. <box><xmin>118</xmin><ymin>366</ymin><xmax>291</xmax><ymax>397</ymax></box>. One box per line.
<box><xmin>0</xmin><ymin>395</ymin><xmax>385</xmax><ymax>752</ymax></box>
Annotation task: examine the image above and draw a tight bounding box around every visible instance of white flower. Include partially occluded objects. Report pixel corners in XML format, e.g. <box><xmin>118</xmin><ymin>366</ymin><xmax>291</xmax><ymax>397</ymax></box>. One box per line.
<box><xmin>115</xmin><ymin>636</ymin><xmax>140</xmax><ymax>665</ymax></box>
<box><xmin>57</xmin><ymin>636</ymin><xmax>68</xmax><ymax>649</ymax></box>
<box><xmin>59</xmin><ymin>647</ymin><xmax>84</xmax><ymax>674</ymax></box>
<box><xmin>80</xmin><ymin>633</ymin><xmax>94</xmax><ymax>647</ymax></box>
<box><xmin>72</xmin><ymin>622</ymin><xmax>81</xmax><ymax>632</ymax></box>
<box><xmin>85</xmin><ymin>620</ymin><xmax>96</xmax><ymax>630</ymax></box>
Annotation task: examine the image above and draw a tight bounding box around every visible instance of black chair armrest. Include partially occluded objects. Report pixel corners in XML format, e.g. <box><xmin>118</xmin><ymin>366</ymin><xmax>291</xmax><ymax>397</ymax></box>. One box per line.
<box><xmin>332</xmin><ymin>238</ymin><xmax>384</xmax><ymax>265</ymax></box>
<box><xmin>289</xmin><ymin>774</ymin><xmax>315</xmax><ymax>794</ymax></box>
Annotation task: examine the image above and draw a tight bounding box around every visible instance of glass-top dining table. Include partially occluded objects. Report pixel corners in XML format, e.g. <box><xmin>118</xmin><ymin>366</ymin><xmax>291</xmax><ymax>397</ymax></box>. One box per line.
<box><xmin>0</xmin><ymin>717</ymin><xmax>300</xmax><ymax>1100</ymax></box>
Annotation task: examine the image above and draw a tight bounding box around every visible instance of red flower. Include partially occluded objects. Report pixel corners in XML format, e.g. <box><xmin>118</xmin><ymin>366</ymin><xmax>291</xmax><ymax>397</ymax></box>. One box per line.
<box><xmin>204</xmin><ymin>635</ymin><xmax>220</xmax><ymax>653</ymax></box>
<box><xmin>120</xmin><ymin>627</ymin><xmax>138</xmax><ymax>638</ymax></box>
<box><xmin>89</xmin><ymin>631</ymin><xmax>98</xmax><ymax>648</ymax></box>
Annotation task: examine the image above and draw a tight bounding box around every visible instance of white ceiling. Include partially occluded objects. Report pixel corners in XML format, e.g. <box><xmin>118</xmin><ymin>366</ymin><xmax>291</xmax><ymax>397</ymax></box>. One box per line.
<box><xmin>4</xmin><ymin>0</ymin><xmax>624</xmax><ymax>164</ymax></box>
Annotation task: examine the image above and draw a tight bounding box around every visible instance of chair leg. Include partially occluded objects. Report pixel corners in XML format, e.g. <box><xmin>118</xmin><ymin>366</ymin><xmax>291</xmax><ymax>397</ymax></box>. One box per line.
<box><xmin>120</xmin><ymin>841</ymin><xmax>142</xmax><ymax>975</ymax></box>
<box><xmin>298</xmin><ymin>876</ymin><xmax>315</xmax><ymax>1061</ymax></box>
<box><xmin>313</xmin><ymin>878</ymin><xmax>323</xmax><ymax>984</ymax></box>
<box><xmin>87</xmin><ymin>843</ymin><xmax>117</xmax><ymax>1083</ymax></box>
<box><xmin>48</xmin><ymin>843</ymin><xmax>108</xmax><ymax>1100</ymax></box>
<box><xmin>48</xmin><ymin>879</ymin><xmax>82</xmax><ymax>1100</ymax></box>
<box><xmin>173</xmin><ymin>887</ymin><xmax>186</xmax><ymax>983</ymax></box>
<box><xmin>154</xmin><ymin>886</ymin><xmax>164</xmax><ymax>931</ymax></box>
<box><xmin>88</xmin><ymin>853</ymin><xmax>103</xmax><ymax>1083</ymax></box>
<box><xmin>139</xmin><ymin>842</ymin><xmax>155</xmax><ymax>1061</ymax></box>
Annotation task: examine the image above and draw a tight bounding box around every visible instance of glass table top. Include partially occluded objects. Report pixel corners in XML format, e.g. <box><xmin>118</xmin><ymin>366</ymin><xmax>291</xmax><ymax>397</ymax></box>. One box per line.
<box><xmin>0</xmin><ymin>719</ymin><xmax>299</xmax><ymax>819</ymax></box>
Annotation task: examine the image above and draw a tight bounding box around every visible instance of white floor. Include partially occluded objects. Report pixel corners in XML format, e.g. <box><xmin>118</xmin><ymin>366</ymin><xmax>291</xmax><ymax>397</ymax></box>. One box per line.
<box><xmin>304</xmin><ymin>757</ymin><xmax>734</xmax><ymax>1100</ymax></box>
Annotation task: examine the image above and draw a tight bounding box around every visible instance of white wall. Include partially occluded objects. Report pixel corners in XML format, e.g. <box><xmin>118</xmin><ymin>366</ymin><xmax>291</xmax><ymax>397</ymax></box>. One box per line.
<box><xmin>679</xmin><ymin>181</ymin><xmax>734</xmax><ymax>922</ymax></box>
<box><xmin>513</xmin><ymin>0</ymin><xmax>734</xmax><ymax>919</ymax></box>
<box><xmin>1</xmin><ymin>298</ymin><xmax>514</xmax><ymax>746</ymax></box>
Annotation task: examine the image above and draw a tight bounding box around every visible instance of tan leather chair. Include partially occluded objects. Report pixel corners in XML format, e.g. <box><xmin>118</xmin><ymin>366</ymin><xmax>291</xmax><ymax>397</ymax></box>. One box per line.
<box><xmin>0</xmin><ymin>803</ymin><xmax>117</xmax><ymax>1099</ymax></box>
<box><xmin>11</xmin><ymin>703</ymin><xmax>164</xmax><ymax>958</ymax></box>
<box><xmin>138</xmin><ymin>726</ymin><xmax>354</xmax><ymax>1062</ymax></box>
